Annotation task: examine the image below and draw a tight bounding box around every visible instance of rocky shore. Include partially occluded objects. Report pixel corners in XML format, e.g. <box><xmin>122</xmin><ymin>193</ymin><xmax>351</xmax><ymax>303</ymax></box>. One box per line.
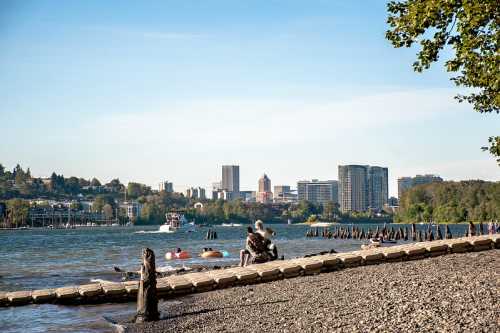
<box><xmin>124</xmin><ymin>250</ymin><xmax>499</xmax><ymax>333</ymax></box>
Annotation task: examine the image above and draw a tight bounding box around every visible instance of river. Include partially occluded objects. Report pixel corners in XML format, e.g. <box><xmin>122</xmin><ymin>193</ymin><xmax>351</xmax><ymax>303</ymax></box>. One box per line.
<box><xmin>0</xmin><ymin>223</ymin><xmax>470</xmax><ymax>332</ymax></box>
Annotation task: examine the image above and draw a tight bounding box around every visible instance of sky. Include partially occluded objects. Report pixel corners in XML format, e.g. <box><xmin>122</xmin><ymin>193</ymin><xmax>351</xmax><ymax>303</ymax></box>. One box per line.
<box><xmin>0</xmin><ymin>0</ymin><xmax>498</xmax><ymax>197</ymax></box>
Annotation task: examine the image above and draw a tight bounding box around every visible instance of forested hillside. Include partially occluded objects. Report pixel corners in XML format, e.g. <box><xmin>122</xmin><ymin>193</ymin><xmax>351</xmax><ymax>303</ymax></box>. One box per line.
<box><xmin>396</xmin><ymin>180</ymin><xmax>500</xmax><ymax>223</ymax></box>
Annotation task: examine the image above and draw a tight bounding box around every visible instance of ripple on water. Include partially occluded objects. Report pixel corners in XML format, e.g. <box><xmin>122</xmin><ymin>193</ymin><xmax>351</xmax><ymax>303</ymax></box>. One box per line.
<box><xmin>0</xmin><ymin>224</ymin><xmax>470</xmax><ymax>332</ymax></box>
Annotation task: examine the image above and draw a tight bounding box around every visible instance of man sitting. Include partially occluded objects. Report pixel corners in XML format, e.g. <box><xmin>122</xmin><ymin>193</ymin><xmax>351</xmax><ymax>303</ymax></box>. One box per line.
<box><xmin>239</xmin><ymin>226</ymin><xmax>269</xmax><ymax>266</ymax></box>
<box><xmin>255</xmin><ymin>220</ymin><xmax>278</xmax><ymax>260</ymax></box>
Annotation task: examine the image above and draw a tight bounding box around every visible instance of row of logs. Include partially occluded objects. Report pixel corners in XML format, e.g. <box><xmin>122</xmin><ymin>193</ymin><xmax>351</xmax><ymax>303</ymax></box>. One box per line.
<box><xmin>306</xmin><ymin>223</ymin><xmax>456</xmax><ymax>242</ymax></box>
<box><xmin>205</xmin><ymin>228</ymin><xmax>218</xmax><ymax>240</ymax></box>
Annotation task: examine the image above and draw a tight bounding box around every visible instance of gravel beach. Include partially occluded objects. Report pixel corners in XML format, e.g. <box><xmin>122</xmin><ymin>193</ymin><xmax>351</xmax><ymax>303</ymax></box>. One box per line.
<box><xmin>125</xmin><ymin>250</ymin><xmax>499</xmax><ymax>333</ymax></box>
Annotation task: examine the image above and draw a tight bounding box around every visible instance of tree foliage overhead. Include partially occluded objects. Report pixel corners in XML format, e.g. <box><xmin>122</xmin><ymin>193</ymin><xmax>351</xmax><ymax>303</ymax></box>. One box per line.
<box><xmin>386</xmin><ymin>0</ymin><xmax>499</xmax><ymax>162</ymax></box>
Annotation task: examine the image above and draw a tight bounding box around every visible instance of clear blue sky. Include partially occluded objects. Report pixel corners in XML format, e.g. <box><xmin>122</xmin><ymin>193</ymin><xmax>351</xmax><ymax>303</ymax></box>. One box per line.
<box><xmin>0</xmin><ymin>0</ymin><xmax>498</xmax><ymax>196</ymax></box>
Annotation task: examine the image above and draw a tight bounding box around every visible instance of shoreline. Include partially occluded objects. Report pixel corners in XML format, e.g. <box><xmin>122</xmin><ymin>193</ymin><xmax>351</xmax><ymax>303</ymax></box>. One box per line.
<box><xmin>125</xmin><ymin>250</ymin><xmax>499</xmax><ymax>333</ymax></box>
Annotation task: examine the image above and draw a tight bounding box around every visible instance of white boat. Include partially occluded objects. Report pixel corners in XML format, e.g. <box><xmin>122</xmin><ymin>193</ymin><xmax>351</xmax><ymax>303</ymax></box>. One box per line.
<box><xmin>309</xmin><ymin>222</ymin><xmax>336</xmax><ymax>227</ymax></box>
<box><xmin>221</xmin><ymin>223</ymin><xmax>242</xmax><ymax>227</ymax></box>
<box><xmin>159</xmin><ymin>212</ymin><xmax>188</xmax><ymax>233</ymax></box>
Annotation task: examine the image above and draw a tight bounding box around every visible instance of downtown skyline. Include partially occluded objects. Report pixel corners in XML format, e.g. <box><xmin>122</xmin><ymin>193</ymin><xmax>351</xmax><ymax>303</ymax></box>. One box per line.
<box><xmin>1</xmin><ymin>1</ymin><xmax>498</xmax><ymax>198</ymax></box>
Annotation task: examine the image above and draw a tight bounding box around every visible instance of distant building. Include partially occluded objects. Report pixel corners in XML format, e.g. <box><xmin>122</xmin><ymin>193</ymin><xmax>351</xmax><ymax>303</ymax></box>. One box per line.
<box><xmin>240</xmin><ymin>190</ymin><xmax>256</xmax><ymax>202</ymax></box>
<box><xmin>211</xmin><ymin>182</ymin><xmax>222</xmax><ymax>200</ymax></box>
<box><xmin>121</xmin><ymin>201</ymin><xmax>142</xmax><ymax>220</ymax></box>
<box><xmin>257</xmin><ymin>174</ymin><xmax>273</xmax><ymax>204</ymax></box>
<box><xmin>217</xmin><ymin>190</ymin><xmax>235</xmax><ymax>201</ymax></box>
<box><xmin>273</xmin><ymin>185</ymin><xmax>298</xmax><ymax>203</ymax></box>
<box><xmin>338</xmin><ymin>165</ymin><xmax>388</xmax><ymax>213</ymax></box>
<box><xmin>159</xmin><ymin>181</ymin><xmax>174</xmax><ymax>193</ymax></box>
<box><xmin>397</xmin><ymin>174</ymin><xmax>443</xmax><ymax>199</ymax></box>
<box><xmin>197</xmin><ymin>187</ymin><xmax>206</xmax><ymax>200</ymax></box>
<box><xmin>397</xmin><ymin>177</ymin><xmax>413</xmax><ymax>200</ymax></box>
<box><xmin>297</xmin><ymin>179</ymin><xmax>338</xmax><ymax>204</ymax></box>
<box><xmin>186</xmin><ymin>187</ymin><xmax>206</xmax><ymax>200</ymax></box>
<box><xmin>388</xmin><ymin>196</ymin><xmax>399</xmax><ymax>207</ymax></box>
<box><xmin>368</xmin><ymin>166</ymin><xmax>389</xmax><ymax>210</ymax></box>
<box><xmin>221</xmin><ymin>165</ymin><xmax>240</xmax><ymax>199</ymax></box>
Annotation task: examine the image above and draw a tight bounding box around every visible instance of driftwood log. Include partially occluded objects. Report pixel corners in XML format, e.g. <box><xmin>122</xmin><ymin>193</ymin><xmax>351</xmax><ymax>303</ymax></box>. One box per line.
<box><xmin>136</xmin><ymin>248</ymin><xmax>160</xmax><ymax>323</ymax></box>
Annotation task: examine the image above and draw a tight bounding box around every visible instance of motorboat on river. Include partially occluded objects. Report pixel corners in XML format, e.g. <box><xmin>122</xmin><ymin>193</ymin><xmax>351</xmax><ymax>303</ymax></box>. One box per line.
<box><xmin>159</xmin><ymin>212</ymin><xmax>188</xmax><ymax>233</ymax></box>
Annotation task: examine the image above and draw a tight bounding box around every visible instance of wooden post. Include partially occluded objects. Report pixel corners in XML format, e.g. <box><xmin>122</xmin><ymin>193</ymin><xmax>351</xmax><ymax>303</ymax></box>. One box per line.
<box><xmin>136</xmin><ymin>248</ymin><xmax>160</xmax><ymax>323</ymax></box>
<box><xmin>411</xmin><ymin>223</ymin><xmax>416</xmax><ymax>241</ymax></box>
<box><xmin>468</xmin><ymin>221</ymin><xmax>476</xmax><ymax>237</ymax></box>
<box><xmin>444</xmin><ymin>224</ymin><xmax>452</xmax><ymax>239</ymax></box>
<box><xmin>435</xmin><ymin>224</ymin><xmax>442</xmax><ymax>240</ymax></box>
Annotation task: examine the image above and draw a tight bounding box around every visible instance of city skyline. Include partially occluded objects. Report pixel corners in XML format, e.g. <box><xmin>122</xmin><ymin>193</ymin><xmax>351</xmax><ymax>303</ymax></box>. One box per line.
<box><xmin>1</xmin><ymin>1</ymin><xmax>498</xmax><ymax>198</ymax></box>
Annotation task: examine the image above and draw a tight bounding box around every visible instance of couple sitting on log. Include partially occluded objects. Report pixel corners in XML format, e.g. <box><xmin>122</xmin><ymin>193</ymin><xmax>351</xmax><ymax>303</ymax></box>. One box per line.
<box><xmin>240</xmin><ymin>220</ymin><xmax>278</xmax><ymax>266</ymax></box>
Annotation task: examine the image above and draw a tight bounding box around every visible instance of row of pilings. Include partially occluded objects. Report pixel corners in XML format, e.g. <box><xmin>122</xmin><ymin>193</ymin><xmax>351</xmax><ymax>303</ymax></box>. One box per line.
<box><xmin>305</xmin><ymin>222</ymin><xmax>490</xmax><ymax>242</ymax></box>
<box><xmin>205</xmin><ymin>228</ymin><xmax>217</xmax><ymax>240</ymax></box>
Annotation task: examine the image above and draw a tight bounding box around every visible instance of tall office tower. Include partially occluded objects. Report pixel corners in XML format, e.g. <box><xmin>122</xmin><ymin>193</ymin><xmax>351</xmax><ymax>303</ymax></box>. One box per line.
<box><xmin>221</xmin><ymin>165</ymin><xmax>240</xmax><ymax>199</ymax></box>
<box><xmin>258</xmin><ymin>174</ymin><xmax>271</xmax><ymax>192</ymax></box>
<box><xmin>368</xmin><ymin>166</ymin><xmax>388</xmax><ymax>210</ymax></box>
<box><xmin>296</xmin><ymin>180</ymin><xmax>338</xmax><ymax>204</ymax></box>
<box><xmin>338</xmin><ymin>165</ymin><xmax>369</xmax><ymax>213</ymax></box>
<box><xmin>397</xmin><ymin>174</ymin><xmax>443</xmax><ymax>199</ymax></box>
<box><xmin>257</xmin><ymin>174</ymin><xmax>273</xmax><ymax>203</ymax></box>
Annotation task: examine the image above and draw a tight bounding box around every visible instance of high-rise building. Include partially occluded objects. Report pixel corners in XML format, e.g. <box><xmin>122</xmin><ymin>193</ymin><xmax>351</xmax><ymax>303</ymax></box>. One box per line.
<box><xmin>159</xmin><ymin>181</ymin><xmax>173</xmax><ymax>193</ymax></box>
<box><xmin>197</xmin><ymin>187</ymin><xmax>206</xmax><ymax>200</ymax></box>
<box><xmin>257</xmin><ymin>174</ymin><xmax>273</xmax><ymax>203</ymax></box>
<box><xmin>339</xmin><ymin>165</ymin><xmax>388</xmax><ymax>213</ymax></box>
<box><xmin>297</xmin><ymin>180</ymin><xmax>338</xmax><ymax>204</ymax></box>
<box><xmin>221</xmin><ymin>165</ymin><xmax>240</xmax><ymax>199</ymax></box>
<box><xmin>258</xmin><ymin>174</ymin><xmax>271</xmax><ymax>192</ymax></box>
<box><xmin>397</xmin><ymin>174</ymin><xmax>443</xmax><ymax>199</ymax></box>
<box><xmin>368</xmin><ymin>166</ymin><xmax>389</xmax><ymax>210</ymax></box>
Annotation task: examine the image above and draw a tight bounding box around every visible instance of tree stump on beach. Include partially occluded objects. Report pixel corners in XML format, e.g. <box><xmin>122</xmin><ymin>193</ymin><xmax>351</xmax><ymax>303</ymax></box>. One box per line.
<box><xmin>136</xmin><ymin>248</ymin><xmax>160</xmax><ymax>323</ymax></box>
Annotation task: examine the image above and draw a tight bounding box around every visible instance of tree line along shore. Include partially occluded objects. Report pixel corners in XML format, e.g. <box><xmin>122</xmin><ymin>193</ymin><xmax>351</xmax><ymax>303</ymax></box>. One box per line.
<box><xmin>0</xmin><ymin>163</ymin><xmax>499</xmax><ymax>227</ymax></box>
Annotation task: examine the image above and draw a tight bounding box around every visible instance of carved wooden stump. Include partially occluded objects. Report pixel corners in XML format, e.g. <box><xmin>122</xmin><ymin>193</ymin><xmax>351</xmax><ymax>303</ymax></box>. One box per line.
<box><xmin>136</xmin><ymin>248</ymin><xmax>160</xmax><ymax>323</ymax></box>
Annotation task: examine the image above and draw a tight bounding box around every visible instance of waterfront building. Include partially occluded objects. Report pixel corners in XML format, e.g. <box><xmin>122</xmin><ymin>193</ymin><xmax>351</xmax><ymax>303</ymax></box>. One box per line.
<box><xmin>257</xmin><ymin>174</ymin><xmax>273</xmax><ymax>203</ymax></box>
<box><xmin>297</xmin><ymin>180</ymin><xmax>338</xmax><ymax>204</ymax></box>
<box><xmin>339</xmin><ymin>165</ymin><xmax>388</xmax><ymax>213</ymax></box>
<box><xmin>221</xmin><ymin>165</ymin><xmax>240</xmax><ymax>199</ymax></box>
<box><xmin>159</xmin><ymin>181</ymin><xmax>173</xmax><ymax>193</ymax></box>
<box><xmin>368</xmin><ymin>166</ymin><xmax>389</xmax><ymax>210</ymax></box>
<box><xmin>121</xmin><ymin>201</ymin><xmax>142</xmax><ymax>221</ymax></box>
<box><xmin>397</xmin><ymin>174</ymin><xmax>443</xmax><ymax>199</ymax></box>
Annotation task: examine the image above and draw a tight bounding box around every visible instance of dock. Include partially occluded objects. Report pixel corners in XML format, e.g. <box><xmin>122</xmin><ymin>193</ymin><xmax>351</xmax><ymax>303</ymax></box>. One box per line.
<box><xmin>1</xmin><ymin>234</ymin><xmax>498</xmax><ymax>307</ymax></box>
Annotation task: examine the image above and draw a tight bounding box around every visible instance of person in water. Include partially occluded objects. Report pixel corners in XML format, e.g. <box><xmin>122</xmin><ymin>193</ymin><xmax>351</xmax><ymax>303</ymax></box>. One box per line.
<box><xmin>240</xmin><ymin>226</ymin><xmax>269</xmax><ymax>266</ymax></box>
<box><xmin>255</xmin><ymin>220</ymin><xmax>278</xmax><ymax>260</ymax></box>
